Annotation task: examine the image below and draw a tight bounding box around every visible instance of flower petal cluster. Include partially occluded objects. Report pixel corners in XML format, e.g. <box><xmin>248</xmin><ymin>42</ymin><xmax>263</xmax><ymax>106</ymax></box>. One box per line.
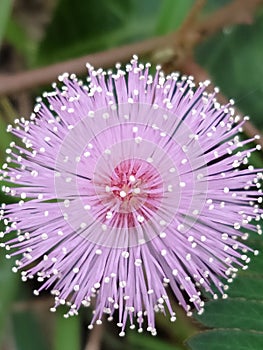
<box><xmin>1</xmin><ymin>56</ymin><xmax>262</xmax><ymax>335</ymax></box>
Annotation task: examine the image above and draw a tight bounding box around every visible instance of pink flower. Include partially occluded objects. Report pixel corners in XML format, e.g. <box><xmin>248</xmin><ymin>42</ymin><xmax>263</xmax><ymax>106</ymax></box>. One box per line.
<box><xmin>1</xmin><ymin>56</ymin><xmax>262</xmax><ymax>336</ymax></box>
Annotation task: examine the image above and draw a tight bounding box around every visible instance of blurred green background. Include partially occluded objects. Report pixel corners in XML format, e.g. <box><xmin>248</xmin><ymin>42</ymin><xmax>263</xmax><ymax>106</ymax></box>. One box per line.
<box><xmin>0</xmin><ymin>0</ymin><xmax>263</xmax><ymax>349</ymax></box>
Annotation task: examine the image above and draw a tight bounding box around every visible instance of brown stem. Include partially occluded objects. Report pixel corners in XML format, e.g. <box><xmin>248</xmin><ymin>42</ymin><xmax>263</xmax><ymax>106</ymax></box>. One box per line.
<box><xmin>179</xmin><ymin>0</ymin><xmax>207</xmax><ymax>35</ymax></box>
<box><xmin>12</xmin><ymin>297</ymin><xmax>53</xmax><ymax>312</ymax></box>
<box><xmin>84</xmin><ymin>324</ymin><xmax>103</xmax><ymax>350</ymax></box>
<box><xmin>0</xmin><ymin>34</ymin><xmax>172</xmax><ymax>96</ymax></box>
<box><xmin>0</xmin><ymin>0</ymin><xmax>262</xmax><ymax>95</ymax></box>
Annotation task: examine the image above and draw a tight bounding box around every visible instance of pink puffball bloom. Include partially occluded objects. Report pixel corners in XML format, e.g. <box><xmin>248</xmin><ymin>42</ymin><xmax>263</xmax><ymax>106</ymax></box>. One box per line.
<box><xmin>1</xmin><ymin>56</ymin><xmax>262</xmax><ymax>336</ymax></box>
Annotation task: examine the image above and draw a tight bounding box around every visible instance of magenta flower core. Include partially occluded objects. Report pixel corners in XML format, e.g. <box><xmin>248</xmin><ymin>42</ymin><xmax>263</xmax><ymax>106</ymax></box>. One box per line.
<box><xmin>1</xmin><ymin>56</ymin><xmax>262</xmax><ymax>336</ymax></box>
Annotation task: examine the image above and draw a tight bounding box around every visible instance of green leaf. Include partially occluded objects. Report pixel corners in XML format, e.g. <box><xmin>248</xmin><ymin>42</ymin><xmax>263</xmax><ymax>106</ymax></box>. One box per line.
<box><xmin>0</xmin><ymin>0</ymin><xmax>13</xmax><ymax>47</ymax></box>
<box><xmin>54</xmin><ymin>309</ymin><xmax>81</xmax><ymax>350</ymax></box>
<box><xmin>12</xmin><ymin>311</ymin><xmax>49</xmax><ymax>350</ymax></box>
<box><xmin>228</xmin><ymin>276</ymin><xmax>263</xmax><ymax>300</ymax></box>
<box><xmin>4</xmin><ymin>17</ymin><xmax>37</xmax><ymax>66</ymax></box>
<box><xmin>0</xmin><ymin>98</ymin><xmax>16</xmax><ymax>166</ymax></box>
<box><xmin>155</xmin><ymin>0</ymin><xmax>194</xmax><ymax>34</ymax></box>
<box><xmin>188</xmin><ymin>330</ymin><xmax>263</xmax><ymax>350</ymax></box>
<box><xmin>35</xmin><ymin>0</ymin><xmax>161</xmax><ymax>66</ymax></box>
<box><xmin>195</xmin><ymin>299</ymin><xmax>263</xmax><ymax>331</ymax></box>
<box><xmin>0</xmin><ymin>256</ymin><xmax>19</xmax><ymax>346</ymax></box>
<box><xmin>244</xmin><ymin>233</ymin><xmax>263</xmax><ymax>275</ymax></box>
<box><xmin>196</xmin><ymin>11</ymin><xmax>263</xmax><ymax>127</ymax></box>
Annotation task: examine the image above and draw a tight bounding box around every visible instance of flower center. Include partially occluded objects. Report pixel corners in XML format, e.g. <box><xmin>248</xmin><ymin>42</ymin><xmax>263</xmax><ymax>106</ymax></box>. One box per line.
<box><xmin>98</xmin><ymin>159</ymin><xmax>163</xmax><ymax>228</ymax></box>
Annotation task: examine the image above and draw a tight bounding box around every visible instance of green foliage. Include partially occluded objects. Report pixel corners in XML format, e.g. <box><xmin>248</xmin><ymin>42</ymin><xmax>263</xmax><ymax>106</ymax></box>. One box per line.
<box><xmin>188</xmin><ymin>330</ymin><xmax>263</xmax><ymax>350</ymax></box>
<box><xmin>54</xmin><ymin>310</ymin><xmax>81</xmax><ymax>350</ymax></box>
<box><xmin>0</xmin><ymin>0</ymin><xmax>13</xmax><ymax>47</ymax></box>
<box><xmin>0</xmin><ymin>256</ymin><xmax>19</xmax><ymax>345</ymax></box>
<box><xmin>36</xmin><ymin>0</ymin><xmax>193</xmax><ymax>66</ymax></box>
<box><xmin>12</xmin><ymin>311</ymin><xmax>50</xmax><ymax>350</ymax></box>
<box><xmin>0</xmin><ymin>119</ymin><xmax>12</xmax><ymax>166</ymax></box>
<box><xmin>37</xmin><ymin>0</ymin><xmax>143</xmax><ymax>65</ymax></box>
<box><xmin>195</xmin><ymin>299</ymin><xmax>263</xmax><ymax>331</ymax></box>
<box><xmin>4</xmin><ymin>18</ymin><xmax>37</xmax><ymax>66</ymax></box>
<box><xmin>0</xmin><ymin>98</ymin><xmax>17</xmax><ymax>165</ymax></box>
<box><xmin>196</xmin><ymin>11</ymin><xmax>263</xmax><ymax>127</ymax></box>
<box><xmin>155</xmin><ymin>0</ymin><xmax>194</xmax><ymax>34</ymax></box>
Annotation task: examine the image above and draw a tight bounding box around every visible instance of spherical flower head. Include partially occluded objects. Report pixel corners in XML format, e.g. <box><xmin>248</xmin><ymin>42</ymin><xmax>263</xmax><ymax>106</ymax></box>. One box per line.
<box><xmin>1</xmin><ymin>56</ymin><xmax>262</xmax><ymax>336</ymax></box>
